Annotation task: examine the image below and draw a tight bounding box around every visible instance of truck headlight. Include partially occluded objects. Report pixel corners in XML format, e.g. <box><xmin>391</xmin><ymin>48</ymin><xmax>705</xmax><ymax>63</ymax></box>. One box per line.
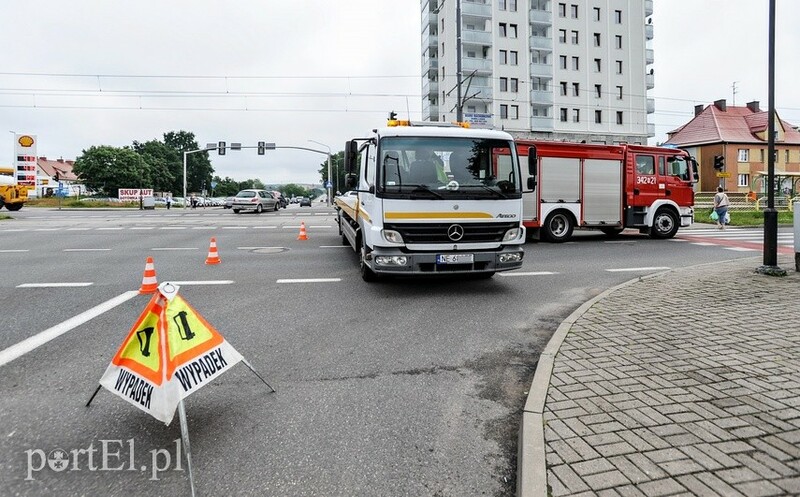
<box><xmin>502</xmin><ymin>228</ymin><xmax>521</xmax><ymax>241</ymax></box>
<box><xmin>382</xmin><ymin>230</ymin><xmax>404</xmax><ymax>244</ymax></box>
<box><xmin>499</xmin><ymin>253</ymin><xmax>522</xmax><ymax>263</ymax></box>
<box><xmin>375</xmin><ymin>256</ymin><xmax>408</xmax><ymax>266</ymax></box>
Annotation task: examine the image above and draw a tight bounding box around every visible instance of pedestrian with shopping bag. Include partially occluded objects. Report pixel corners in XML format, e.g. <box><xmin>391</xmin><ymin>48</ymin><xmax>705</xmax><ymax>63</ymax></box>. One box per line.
<box><xmin>713</xmin><ymin>186</ymin><xmax>730</xmax><ymax>230</ymax></box>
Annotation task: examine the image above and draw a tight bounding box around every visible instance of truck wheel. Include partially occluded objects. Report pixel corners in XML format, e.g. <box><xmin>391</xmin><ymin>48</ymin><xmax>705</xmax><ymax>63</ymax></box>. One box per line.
<box><xmin>650</xmin><ymin>209</ymin><xmax>679</xmax><ymax>239</ymax></box>
<box><xmin>600</xmin><ymin>227</ymin><xmax>624</xmax><ymax>237</ymax></box>
<box><xmin>5</xmin><ymin>203</ymin><xmax>22</xmax><ymax>211</ymax></box>
<box><xmin>542</xmin><ymin>211</ymin><xmax>574</xmax><ymax>243</ymax></box>
<box><xmin>359</xmin><ymin>239</ymin><xmax>379</xmax><ymax>282</ymax></box>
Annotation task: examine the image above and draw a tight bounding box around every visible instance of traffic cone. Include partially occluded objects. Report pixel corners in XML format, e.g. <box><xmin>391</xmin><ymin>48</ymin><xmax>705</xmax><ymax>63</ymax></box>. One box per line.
<box><xmin>205</xmin><ymin>237</ymin><xmax>221</xmax><ymax>265</ymax></box>
<box><xmin>297</xmin><ymin>222</ymin><xmax>308</xmax><ymax>241</ymax></box>
<box><xmin>139</xmin><ymin>256</ymin><xmax>158</xmax><ymax>294</ymax></box>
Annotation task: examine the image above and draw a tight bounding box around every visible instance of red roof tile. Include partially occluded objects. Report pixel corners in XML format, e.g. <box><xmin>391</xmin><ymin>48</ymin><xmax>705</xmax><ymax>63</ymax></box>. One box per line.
<box><xmin>666</xmin><ymin>103</ymin><xmax>800</xmax><ymax>146</ymax></box>
<box><xmin>37</xmin><ymin>158</ymin><xmax>78</xmax><ymax>181</ymax></box>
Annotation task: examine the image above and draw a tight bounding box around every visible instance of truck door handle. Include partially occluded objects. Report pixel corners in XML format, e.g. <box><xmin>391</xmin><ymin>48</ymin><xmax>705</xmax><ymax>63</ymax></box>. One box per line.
<box><xmin>633</xmin><ymin>188</ymin><xmax>640</xmax><ymax>195</ymax></box>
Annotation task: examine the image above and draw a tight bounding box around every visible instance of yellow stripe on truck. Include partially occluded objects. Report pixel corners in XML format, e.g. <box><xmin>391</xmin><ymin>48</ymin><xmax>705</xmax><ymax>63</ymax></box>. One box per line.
<box><xmin>385</xmin><ymin>211</ymin><xmax>494</xmax><ymax>220</ymax></box>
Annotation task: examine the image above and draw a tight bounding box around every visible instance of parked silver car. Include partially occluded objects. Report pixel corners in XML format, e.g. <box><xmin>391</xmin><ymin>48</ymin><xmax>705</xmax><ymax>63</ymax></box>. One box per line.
<box><xmin>231</xmin><ymin>189</ymin><xmax>278</xmax><ymax>213</ymax></box>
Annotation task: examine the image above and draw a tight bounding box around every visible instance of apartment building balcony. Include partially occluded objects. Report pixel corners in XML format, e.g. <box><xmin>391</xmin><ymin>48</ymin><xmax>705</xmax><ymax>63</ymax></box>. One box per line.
<box><xmin>466</xmin><ymin>85</ymin><xmax>493</xmax><ymax>100</ymax></box>
<box><xmin>529</xmin><ymin>62</ymin><xmax>553</xmax><ymax>78</ymax></box>
<box><xmin>646</xmin><ymin>73</ymin><xmax>654</xmax><ymax>90</ymax></box>
<box><xmin>422</xmin><ymin>79</ymin><xmax>439</xmax><ymax>96</ymax></box>
<box><xmin>529</xmin><ymin>9</ymin><xmax>552</xmax><ymax>26</ymax></box>
<box><xmin>645</xmin><ymin>24</ymin><xmax>653</xmax><ymax>41</ymax></box>
<box><xmin>646</xmin><ymin>48</ymin><xmax>654</xmax><ymax>66</ymax></box>
<box><xmin>530</xmin><ymin>89</ymin><xmax>554</xmax><ymax>105</ymax></box>
<box><xmin>462</xmin><ymin>29</ymin><xmax>491</xmax><ymax>45</ymax></box>
<box><xmin>531</xmin><ymin>116</ymin><xmax>555</xmax><ymax>131</ymax></box>
<box><xmin>423</xmin><ymin>10</ymin><xmax>436</xmax><ymax>27</ymax></box>
<box><xmin>529</xmin><ymin>35</ymin><xmax>553</xmax><ymax>51</ymax></box>
<box><xmin>645</xmin><ymin>0</ymin><xmax>653</xmax><ymax>17</ymax></box>
<box><xmin>647</xmin><ymin>122</ymin><xmax>655</xmax><ymax>137</ymax></box>
<box><xmin>461</xmin><ymin>57</ymin><xmax>493</xmax><ymax>73</ymax></box>
<box><xmin>647</xmin><ymin>98</ymin><xmax>655</xmax><ymax>114</ymax></box>
<box><xmin>462</xmin><ymin>1</ymin><xmax>491</xmax><ymax>18</ymax></box>
<box><xmin>422</xmin><ymin>33</ymin><xmax>438</xmax><ymax>50</ymax></box>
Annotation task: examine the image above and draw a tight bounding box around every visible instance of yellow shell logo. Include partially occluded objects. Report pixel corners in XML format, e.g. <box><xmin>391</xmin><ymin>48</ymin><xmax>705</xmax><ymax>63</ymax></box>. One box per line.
<box><xmin>18</xmin><ymin>135</ymin><xmax>35</xmax><ymax>147</ymax></box>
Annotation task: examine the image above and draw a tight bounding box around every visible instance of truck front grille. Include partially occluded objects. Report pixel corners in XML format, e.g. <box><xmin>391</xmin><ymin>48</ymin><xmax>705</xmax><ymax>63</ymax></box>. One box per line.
<box><xmin>384</xmin><ymin>222</ymin><xmax>516</xmax><ymax>244</ymax></box>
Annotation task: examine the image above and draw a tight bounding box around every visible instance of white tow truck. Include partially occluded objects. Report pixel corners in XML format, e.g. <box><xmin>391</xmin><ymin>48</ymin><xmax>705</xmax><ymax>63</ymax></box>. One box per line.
<box><xmin>334</xmin><ymin>117</ymin><xmax>526</xmax><ymax>281</ymax></box>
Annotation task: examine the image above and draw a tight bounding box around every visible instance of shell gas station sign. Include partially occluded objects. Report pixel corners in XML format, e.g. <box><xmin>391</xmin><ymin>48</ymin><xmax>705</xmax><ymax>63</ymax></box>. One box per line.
<box><xmin>14</xmin><ymin>134</ymin><xmax>37</xmax><ymax>188</ymax></box>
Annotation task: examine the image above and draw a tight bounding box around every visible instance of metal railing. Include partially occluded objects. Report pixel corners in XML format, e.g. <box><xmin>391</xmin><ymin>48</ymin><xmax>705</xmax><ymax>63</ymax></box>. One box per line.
<box><xmin>694</xmin><ymin>192</ymin><xmax>799</xmax><ymax>211</ymax></box>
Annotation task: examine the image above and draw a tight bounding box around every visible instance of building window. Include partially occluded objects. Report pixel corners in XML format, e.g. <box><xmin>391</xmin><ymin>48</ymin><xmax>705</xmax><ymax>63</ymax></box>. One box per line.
<box><xmin>572</xmin><ymin>56</ymin><xmax>579</xmax><ymax>70</ymax></box>
<box><xmin>614</xmin><ymin>10</ymin><xmax>622</xmax><ymax>24</ymax></box>
<box><xmin>559</xmin><ymin>81</ymin><xmax>568</xmax><ymax>96</ymax></box>
<box><xmin>466</xmin><ymin>50</ymin><xmax>476</xmax><ymax>58</ymax></box>
<box><xmin>570</xmin><ymin>4</ymin><xmax>578</xmax><ymax>18</ymax></box>
<box><xmin>558</xmin><ymin>29</ymin><xmax>567</xmax><ymax>43</ymax></box>
<box><xmin>560</xmin><ymin>108</ymin><xmax>568</xmax><ymax>122</ymax></box>
<box><xmin>511</xmin><ymin>105</ymin><xmax>519</xmax><ymax>119</ymax></box>
<box><xmin>571</xmin><ymin>30</ymin><xmax>579</xmax><ymax>44</ymax></box>
<box><xmin>510</xmin><ymin>24</ymin><xmax>518</xmax><ymax>38</ymax></box>
<box><xmin>761</xmin><ymin>149</ymin><xmax>765</xmax><ymax>162</ymax></box>
<box><xmin>499</xmin><ymin>23</ymin><xmax>507</xmax><ymax>37</ymax></box>
<box><xmin>636</xmin><ymin>156</ymin><xmax>655</xmax><ymax>175</ymax></box>
<box><xmin>510</xmin><ymin>78</ymin><xmax>519</xmax><ymax>92</ymax></box>
<box><xmin>616</xmin><ymin>111</ymin><xmax>623</xmax><ymax>125</ymax></box>
<box><xmin>500</xmin><ymin>77</ymin><xmax>508</xmax><ymax>92</ymax></box>
<box><xmin>510</xmin><ymin>51</ymin><xmax>518</xmax><ymax>65</ymax></box>
<box><xmin>595</xmin><ymin>110</ymin><xmax>602</xmax><ymax>123</ymax></box>
<box><xmin>786</xmin><ymin>150</ymin><xmax>790</xmax><ymax>163</ymax></box>
<box><xmin>738</xmin><ymin>149</ymin><xmax>749</xmax><ymax>162</ymax></box>
<box><xmin>615</xmin><ymin>60</ymin><xmax>623</xmax><ymax>74</ymax></box>
<box><xmin>616</xmin><ymin>85</ymin><xmax>623</xmax><ymax>99</ymax></box>
<box><xmin>500</xmin><ymin>104</ymin><xmax>508</xmax><ymax>119</ymax></box>
<box><xmin>738</xmin><ymin>174</ymin><xmax>750</xmax><ymax>187</ymax></box>
<box><xmin>558</xmin><ymin>3</ymin><xmax>566</xmax><ymax>17</ymax></box>
<box><xmin>593</xmin><ymin>7</ymin><xmax>601</xmax><ymax>21</ymax></box>
<box><xmin>559</xmin><ymin>55</ymin><xmax>567</xmax><ymax>69</ymax></box>
<box><xmin>572</xmin><ymin>82</ymin><xmax>579</xmax><ymax>96</ymax></box>
<box><xmin>498</xmin><ymin>0</ymin><xmax>507</xmax><ymax>10</ymax></box>
<box><xmin>615</xmin><ymin>35</ymin><xmax>622</xmax><ymax>49</ymax></box>
<box><xmin>573</xmin><ymin>109</ymin><xmax>580</xmax><ymax>123</ymax></box>
<box><xmin>594</xmin><ymin>84</ymin><xmax>602</xmax><ymax>98</ymax></box>
<box><xmin>499</xmin><ymin>50</ymin><xmax>507</xmax><ymax>64</ymax></box>
<box><xmin>593</xmin><ymin>33</ymin><xmax>601</xmax><ymax>47</ymax></box>
<box><xmin>509</xmin><ymin>0</ymin><xmax>517</xmax><ymax>12</ymax></box>
<box><xmin>594</xmin><ymin>58</ymin><xmax>601</xmax><ymax>72</ymax></box>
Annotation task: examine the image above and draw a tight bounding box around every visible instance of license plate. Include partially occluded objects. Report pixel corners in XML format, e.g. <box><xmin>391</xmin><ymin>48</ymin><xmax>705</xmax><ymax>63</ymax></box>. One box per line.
<box><xmin>436</xmin><ymin>254</ymin><xmax>474</xmax><ymax>264</ymax></box>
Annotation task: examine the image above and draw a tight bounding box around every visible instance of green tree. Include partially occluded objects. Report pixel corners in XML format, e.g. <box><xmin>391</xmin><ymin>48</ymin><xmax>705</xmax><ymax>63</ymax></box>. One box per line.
<box><xmin>163</xmin><ymin>131</ymin><xmax>214</xmax><ymax>194</ymax></box>
<box><xmin>281</xmin><ymin>183</ymin><xmax>308</xmax><ymax>198</ymax></box>
<box><xmin>317</xmin><ymin>151</ymin><xmax>347</xmax><ymax>193</ymax></box>
<box><xmin>211</xmin><ymin>176</ymin><xmax>241</xmax><ymax>197</ymax></box>
<box><xmin>132</xmin><ymin>140</ymin><xmax>179</xmax><ymax>193</ymax></box>
<box><xmin>73</xmin><ymin>146</ymin><xmax>151</xmax><ymax>197</ymax></box>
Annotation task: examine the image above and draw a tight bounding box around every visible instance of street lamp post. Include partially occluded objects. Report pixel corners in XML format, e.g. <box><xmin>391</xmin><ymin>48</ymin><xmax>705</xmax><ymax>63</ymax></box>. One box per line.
<box><xmin>308</xmin><ymin>140</ymin><xmax>333</xmax><ymax>206</ymax></box>
<box><xmin>182</xmin><ymin>147</ymin><xmax>214</xmax><ymax>210</ymax></box>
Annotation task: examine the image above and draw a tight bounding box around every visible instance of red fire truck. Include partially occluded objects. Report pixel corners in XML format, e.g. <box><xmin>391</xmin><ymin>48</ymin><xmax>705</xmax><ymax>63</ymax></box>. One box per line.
<box><xmin>516</xmin><ymin>141</ymin><xmax>698</xmax><ymax>242</ymax></box>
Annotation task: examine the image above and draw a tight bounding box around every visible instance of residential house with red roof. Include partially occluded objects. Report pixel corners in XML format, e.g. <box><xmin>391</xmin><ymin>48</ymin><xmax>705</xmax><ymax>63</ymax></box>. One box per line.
<box><xmin>35</xmin><ymin>157</ymin><xmax>79</xmax><ymax>197</ymax></box>
<box><xmin>665</xmin><ymin>99</ymin><xmax>800</xmax><ymax>193</ymax></box>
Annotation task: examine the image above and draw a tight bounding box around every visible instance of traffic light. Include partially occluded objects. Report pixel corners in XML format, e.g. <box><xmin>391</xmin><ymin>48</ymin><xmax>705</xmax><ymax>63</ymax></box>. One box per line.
<box><xmin>258</xmin><ymin>141</ymin><xmax>265</xmax><ymax>155</ymax></box>
<box><xmin>713</xmin><ymin>155</ymin><xmax>725</xmax><ymax>171</ymax></box>
<box><xmin>388</xmin><ymin>111</ymin><xmax>397</xmax><ymax>120</ymax></box>
<box><xmin>54</xmin><ymin>171</ymin><xmax>60</xmax><ymax>182</ymax></box>
<box><xmin>218</xmin><ymin>141</ymin><xmax>226</xmax><ymax>156</ymax></box>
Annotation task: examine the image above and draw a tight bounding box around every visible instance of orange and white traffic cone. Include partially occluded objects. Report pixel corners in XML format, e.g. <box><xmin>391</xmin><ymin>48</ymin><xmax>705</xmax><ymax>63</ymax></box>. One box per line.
<box><xmin>297</xmin><ymin>222</ymin><xmax>308</xmax><ymax>241</ymax></box>
<box><xmin>139</xmin><ymin>256</ymin><xmax>158</xmax><ymax>294</ymax></box>
<box><xmin>205</xmin><ymin>237</ymin><xmax>221</xmax><ymax>265</ymax></box>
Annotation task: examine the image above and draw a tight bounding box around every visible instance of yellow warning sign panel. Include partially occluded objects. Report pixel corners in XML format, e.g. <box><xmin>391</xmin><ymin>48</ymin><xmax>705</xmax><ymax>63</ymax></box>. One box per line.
<box><xmin>110</xmin><ymin>295</ymin><xmax>165</xmax><ymax>385</ymax></box>
<box><xmin>165</xmin><ymin>295</ymin><xmax>224</xmax><ymax>379</ymax></box>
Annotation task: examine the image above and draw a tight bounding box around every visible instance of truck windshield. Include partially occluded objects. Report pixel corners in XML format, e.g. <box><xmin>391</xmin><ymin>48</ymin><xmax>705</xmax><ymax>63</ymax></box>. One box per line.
<box><xmin>378</xmin><ymin>137</ymin><xmax>521</xmax><ymax>199</ymax></box>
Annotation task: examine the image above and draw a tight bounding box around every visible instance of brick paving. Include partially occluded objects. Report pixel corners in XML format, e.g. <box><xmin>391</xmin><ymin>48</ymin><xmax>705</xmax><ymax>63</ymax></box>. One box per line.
<box><xmin>540</xmin><ymin>257</ymin><xmax>800</xmax><ymax>496</ymax></box>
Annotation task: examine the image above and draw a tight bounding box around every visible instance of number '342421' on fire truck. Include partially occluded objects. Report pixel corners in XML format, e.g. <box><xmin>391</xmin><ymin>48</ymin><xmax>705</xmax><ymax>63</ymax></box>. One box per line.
<box><xmin>516</xmin><ymin>140</ymin><xmax>698</xmax><ymax>242</ymax></box>
<box><xmin>334</xmin><ymin>118</ymin><xmax>527</xmax><ymax>281</ymax></box>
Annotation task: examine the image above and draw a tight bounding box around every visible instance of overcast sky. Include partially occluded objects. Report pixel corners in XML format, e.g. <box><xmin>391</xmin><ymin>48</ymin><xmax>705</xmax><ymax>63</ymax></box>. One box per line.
<box><xmin>1</xmin><ymin>0</ymin><xmax>798</xmax><ymax>186</ymax></box>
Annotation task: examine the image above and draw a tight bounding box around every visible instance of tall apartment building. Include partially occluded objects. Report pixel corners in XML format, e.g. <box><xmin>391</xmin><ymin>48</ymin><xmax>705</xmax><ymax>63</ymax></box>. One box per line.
<box><xmin>421</xmin><ymin>0</ymin><xmax>655</xmax><ymax>144</ymax></box>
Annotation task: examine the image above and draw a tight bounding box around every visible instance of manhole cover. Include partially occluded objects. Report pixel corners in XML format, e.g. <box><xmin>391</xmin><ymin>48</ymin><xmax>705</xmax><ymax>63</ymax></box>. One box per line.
<box><xmin>251</xmin><ymin>247</ymin><xmax>289</xmax><ymax>254</ymax></box>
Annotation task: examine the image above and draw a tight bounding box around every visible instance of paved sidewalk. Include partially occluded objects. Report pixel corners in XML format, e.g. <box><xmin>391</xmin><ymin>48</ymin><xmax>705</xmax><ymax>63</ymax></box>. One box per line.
<box><xmin>519</xmin><ymin>256</ymin><xmax>800</xmax><ymax>497</ymax></box>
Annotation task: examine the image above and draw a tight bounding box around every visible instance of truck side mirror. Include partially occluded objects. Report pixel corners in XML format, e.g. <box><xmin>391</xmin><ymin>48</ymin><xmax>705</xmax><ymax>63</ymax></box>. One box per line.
<box><xmin>345</xmin><ymin>174</ymin><xmax>357</xmax><ymax>189</ymax></box>
<box><xmin>344</xmin><ymin>140</ymin><xmax>358</xmax><ymax>174</ymax></box>
<box><xmin>527</xmin><ymin>146</ymin><xmax>537</xmax><ymax>175</ymax></box>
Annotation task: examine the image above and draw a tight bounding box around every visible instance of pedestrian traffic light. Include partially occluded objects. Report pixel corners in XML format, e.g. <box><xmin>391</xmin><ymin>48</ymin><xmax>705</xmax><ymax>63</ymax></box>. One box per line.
<box><xmin>258</xmin><ymin>141</ymin><xmax>265</xmax><ymax>155</ymax></box>
<box><xmin>218</xmin><ymin>141</ymin><xmax>226</xmax><ymax>156</ymax></box>
<box><xmin>713</xmin><ymin>155</ymin><xmax>724</xmax><ymax>171</ymax></box>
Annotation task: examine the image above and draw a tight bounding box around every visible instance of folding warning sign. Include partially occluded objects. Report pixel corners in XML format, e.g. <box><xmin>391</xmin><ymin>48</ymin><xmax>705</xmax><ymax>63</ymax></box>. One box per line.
<box><xmin>98</xmin><ymin>283</ymin><xmax>242</xmax><ymax>424</ymax></box>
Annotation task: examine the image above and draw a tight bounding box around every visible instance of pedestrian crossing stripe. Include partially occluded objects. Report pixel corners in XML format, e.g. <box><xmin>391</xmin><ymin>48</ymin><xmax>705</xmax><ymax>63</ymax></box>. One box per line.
<box><xmin>164</xmin><ymin>295</ymin><xmax>224</xmax><ymax>381</ymax></box>
<box><xmin>109</xmin><ymin>295</ymin><xmax>166</xmax><ymax>385</ymax></box>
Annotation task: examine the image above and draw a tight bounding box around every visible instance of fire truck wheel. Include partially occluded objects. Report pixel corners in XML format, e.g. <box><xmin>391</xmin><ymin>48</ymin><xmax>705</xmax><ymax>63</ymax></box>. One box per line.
<box><xmin>650</xmin><ymin>209</ymin><xmax>679</xmax><ymax>239</ymax></box>
<box><xmin>543</xmin><ymin>211</ymin><xmax>574</xmax><ymax>243</ymax></box>
<box><xmin>359</xmin><ymin>239</ymin><xmax>379</xmax><ymax>282</ymax></box>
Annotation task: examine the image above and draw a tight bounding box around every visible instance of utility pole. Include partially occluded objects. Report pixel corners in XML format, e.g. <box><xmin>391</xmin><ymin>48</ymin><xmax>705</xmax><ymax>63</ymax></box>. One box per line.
<box><xmin>731</xmin><ymin>81</ymin><xmax>738</xmax><ymax>106</ymax></box>
<box><xmin>455</xmin><ymin>0</ymin><xmax>463</xmax><ymax>122</ymax></box>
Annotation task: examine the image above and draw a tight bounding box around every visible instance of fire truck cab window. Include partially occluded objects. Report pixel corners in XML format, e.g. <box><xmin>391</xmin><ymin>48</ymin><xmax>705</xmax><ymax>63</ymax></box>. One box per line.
<box><xmin>636</xmin><ymin>155</ymin><xmax>655</xmax><ymax>175</ymax></box>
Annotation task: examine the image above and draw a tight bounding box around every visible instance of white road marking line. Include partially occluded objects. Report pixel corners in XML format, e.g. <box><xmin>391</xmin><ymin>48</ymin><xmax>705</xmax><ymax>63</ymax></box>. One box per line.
<box><xmin>724</xmin><ymin>247</ymin><xmax>758</xmax><ymax>252</ymax></box>
<box><xmin>17</xmin><ymin>282</ymin><xmax>94</xmax><ymax>288</ymax></box>
<box><xmin>237</xmin><ymin>246</ymin><xmax>285</xmax><ymax>250</ymax></box>
<box><xmin>253</xmin><ymin>226</ymin><xmax>277</xmax><ymax>229</ymax></box>
<box><xmin>276</xmin><ymin>278</ymin><xmax>342</xmax><ymax>283</ymax></box>
<box><xmin>0</xmin><ymin>249</ymin><xmax>29</xmax><ymax>253</ymax></box>
<box><xmin>63</xmin><ymin>248</ymin><xmax>111</xmax><ymax>252</ymax></box>
<box><xmin>0</xmin><ymin>291</ymin><xmax>139</xmax><ymax>367</ymax></box>
<box><xmin>309</xmin><ymin>225</ymin><xmax>332</xmax><ymax>229</ymax></box>
<box><xmin>191</xmin><ymin>226</ymin><xmax>217</xmax><ymax>229</ymax></box>
<box><xmin>691</xmin><ymin>242</ymin><xmax>717</xmax><ymax>246</ymax></box>
<box><xmin>498</xmin><ymin>271</ymin><xmax>558</xmax><ymax>277</ymax></box>
<box><xmin>160</xmin><ymin>226</ymin><xmax>187</xmax><ymax>230</ymax></box>
<box><xmin>603</xmin><ymin>240</ymin><xmax>634</xmax><ymax>244</ymax></box>
<box><xmin>66</xmin><ymin>228</ymin><xmax>91</xmax><ymax>231</ymax></box>
<box><xmin>605</xmin><ymin>267</ymin><xmax>671</xmax><ymax>272</ymax></box>
<box><xmin>130</xmin><ymin>227</ymin><xmax>156</xmax><ymax>230</ymax></box>
<box><xmin>320</xmin><ymin>245</ymin><xmax>349</xmax><ymax>248</ymax></box>
<box><xmin>97</xmin><ymin>227</ymin><xmax>124</xmax><ymax>231</ymax></box>
<box><xmin>34</xmin><ymin>228</ymin><xmax>60</xmax><ymax>231</ymax></box>
<box><xmin>151</xmin><ymin>247</ymin><xmax>199</xmax><ymax>251</ymax></box>
<box><xmin>2</xmin><ymin>229</ymin><xmax>28</xmax><ymax>232</ymax></box>
<box><xmin>222</xmin><ymin>226</ymin><xmax>248</xmax><ymax>229</ymax></box>
<box><xmin>668</xmin><ymin>239</ymin><xmax>688</xmax><ymax>242</ymax></box>
<box><xmin>169</xmin><ymin>280</ymin><xmax>235</xmax><ymax>285</ymax></box>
